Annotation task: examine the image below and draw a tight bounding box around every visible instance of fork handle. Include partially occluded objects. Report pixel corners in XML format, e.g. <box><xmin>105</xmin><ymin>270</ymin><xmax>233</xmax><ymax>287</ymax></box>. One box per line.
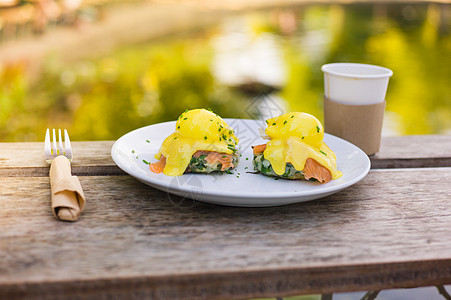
<box><xmin>49</xmin><ymin>156</ymin><xmax>86</xmax><ymax>221</ymax></box>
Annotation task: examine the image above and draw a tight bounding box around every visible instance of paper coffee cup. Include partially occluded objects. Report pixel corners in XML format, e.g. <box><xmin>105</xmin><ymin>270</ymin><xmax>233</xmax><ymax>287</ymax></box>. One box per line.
<box><xmin>321</xmin><ymin>63</ymin><xmax>393</xmax><ymax>155</ymax></box>
<box><xmin>322</xmin><ymin>63</ymin><xmax>393</xmax><ymax>105</ymax></box>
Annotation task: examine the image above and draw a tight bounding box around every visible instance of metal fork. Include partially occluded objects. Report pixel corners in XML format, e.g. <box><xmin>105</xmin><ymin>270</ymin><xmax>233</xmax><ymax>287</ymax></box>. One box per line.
<box><xmin>44</xmin><ymin>128</ymin><xmax>72</xmax><ymax>163</ymax></box>
<box><xmin>44</xmin><ymin>128</ymin><xmax>85</xmax><ymax>221</ymax></box>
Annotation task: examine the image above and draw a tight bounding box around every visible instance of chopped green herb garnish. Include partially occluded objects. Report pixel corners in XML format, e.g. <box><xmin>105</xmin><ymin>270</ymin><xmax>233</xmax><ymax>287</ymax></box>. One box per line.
<box><xmin>219</xmin><ymin>137</ymin><xmax>222</xmax><ymax>141</ymax></box>
<box><xmin>246</xmin><ymin>157</ymin><xmax>249</xmax><ymax>160</ymax></box>
<box><xmin>272</xmin><ymin>122</ymin><xmax>276</xmax><ymax>125</ymax></box>
<box><xmin>283</xmin><ymin>120</ymin><xmax>287</xmax><ymax>125</ymax></box>
<box><xmin>320</xmin><ymin>150</ymin><xmax>327</xmax><ymax>156</ymax></box>
<box><xmin>227</xmin><ymin>145</ymin><xmax>236</xmax><ymax>152</ymax></box>
<box><xmin>177</xmin><ymin>126</ymin><xmax>180</xmax><ymax>129</ymax></box>
<box><xmin>143</xmin><ymin>159</ymin><xmax>150</xmax><ymax>165</ymax></box>
<box><xmin>291</xmin><ymin>115</ymin><xmax>294</xmax><ymax>118</ymax></box>
<box><xmin>316</xmin><ymin>126</ymin><xmax>321</xmax><ymax>133</ymax></box>
<box><xmin>183</xmin><ymin>117</ymin><xmax>188</xmax><ymax>120</ymax></box>
<box><xmin>265</xmin><ymin>120</ymin><xmax>268</xmax><ymax>124</ymax></box>
<box><xmin>302</xmin><ymin>136</ymin><xmax>305</xmax><ymax>140</ymax></box>
<box><xmin>204</xmin><ymin>136</ymin><xmax>207</xmax><ymax>140</ymax></box>
<box><xmin>229</xmin><ymin>130</ymin><xmax>232</xmax><ymax>135</ymax></box>
<box><xmin>173</xmin><ymin>137</ymin><xmax>177</xmax><ymax>140</ymax></box>
<box><xmin>132</xmin><ymin>150</ymin><xmax>135</xmax><ymax>154</ymax></box>
<box><xmin>146</xmin><ymin>140</ymin><xmax>150</xmax><ymax>143</ymax></box>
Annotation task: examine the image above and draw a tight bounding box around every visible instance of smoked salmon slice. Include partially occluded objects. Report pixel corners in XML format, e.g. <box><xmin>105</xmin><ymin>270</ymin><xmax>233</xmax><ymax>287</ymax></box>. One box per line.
<box><xmin>149</xmin><ymin>155</ymin><xmax>166</xmax><ymax>174</ymax></box>
<box><xmin>193</xmin><ymin>151</ymin><xmax>234</xmax><ymax>171</ymax></box>
<box><xmin>252</xmin><ymin>143</ymin><xmax>332</xmax><ymax>183</ymax></box>
<box><xmin>303</xmin><ymin>158</ymin><xmax>332</xmax><ymax>184</ymax></box>
<box><xmin>149</xmin><ymin>151</ymin><xmax>236</xmax><ymax>174</ymax></box>
<box><xmin>252</xmin><ymin>144</ymin><xmax>266</xmax><ymax>154</ymax></box>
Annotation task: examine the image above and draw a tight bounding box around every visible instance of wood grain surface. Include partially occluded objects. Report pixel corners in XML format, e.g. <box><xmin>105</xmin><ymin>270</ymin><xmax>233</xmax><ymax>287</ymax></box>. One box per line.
<box><xmin>1</xmin><ymin>168</ymin><xmax>450</xmax><ymax>299</ymax></box>
<box><xmin>0</xmin><ymin>141</ymin><xmax>124</xmax><ymax>177</ymax></box>
<box><xmin>371</xmin><ymin>135</ymin><xmax>451</xmax><ymax>168</ymax></box>
<box><xmin>0</xmin><ymin>135</ymin><xmax>450</xmax><ymax>176</ymax></box>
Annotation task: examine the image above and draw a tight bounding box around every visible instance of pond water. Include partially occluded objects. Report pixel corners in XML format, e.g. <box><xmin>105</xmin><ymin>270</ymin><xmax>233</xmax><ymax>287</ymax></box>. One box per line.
<box><xmin>1</xmin><ymin>2</ymin><xmax>450</xmax><ymax>142</ymax></box>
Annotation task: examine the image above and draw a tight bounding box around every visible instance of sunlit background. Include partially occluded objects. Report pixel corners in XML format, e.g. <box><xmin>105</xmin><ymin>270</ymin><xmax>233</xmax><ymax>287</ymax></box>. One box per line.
<box><xmin>0</xmin><ymin>0</ymin><xmax>450</xmax><ymax>142</ymax></box>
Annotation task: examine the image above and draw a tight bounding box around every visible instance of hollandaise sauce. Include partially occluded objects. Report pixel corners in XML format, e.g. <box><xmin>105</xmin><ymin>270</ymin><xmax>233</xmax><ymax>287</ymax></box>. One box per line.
<box><xmin>252</xmin><ymin>112</ymin><xmax>342</xmax><ymax>183</ymax></box>
<box><xmin>150</xmin><ymin>109</ymin><xmax>239</xmax><ymax>176</ymax></box>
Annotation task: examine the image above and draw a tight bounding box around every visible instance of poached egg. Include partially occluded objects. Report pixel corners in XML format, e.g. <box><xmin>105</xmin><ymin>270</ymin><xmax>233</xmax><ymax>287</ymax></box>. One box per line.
<box><xmin>263</xmin><ymin>112</ymin><xmax>342</xmax><ymax>180</ymax></box>
<box><xmin>155</xmin><ymin>109</ymin><xmax>239</xmax><ymax>176</ymax></box>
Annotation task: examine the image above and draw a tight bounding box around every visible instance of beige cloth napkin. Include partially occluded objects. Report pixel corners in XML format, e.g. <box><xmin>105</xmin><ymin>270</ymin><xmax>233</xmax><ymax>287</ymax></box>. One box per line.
<box><xmin>49</xmin><ymin>156</ymin><xmax>86</xmax><ymax>221</ymax></box>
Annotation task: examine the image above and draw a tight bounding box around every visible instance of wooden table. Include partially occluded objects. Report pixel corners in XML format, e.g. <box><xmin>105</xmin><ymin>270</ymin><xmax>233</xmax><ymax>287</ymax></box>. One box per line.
<box><xmin>1</xmin><ymin>135</ymin><xmax>450</xmax><ymax>299</ymax></box>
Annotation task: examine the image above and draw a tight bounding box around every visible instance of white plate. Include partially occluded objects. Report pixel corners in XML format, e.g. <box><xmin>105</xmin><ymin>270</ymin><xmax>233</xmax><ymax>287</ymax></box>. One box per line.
<box><xmin>111</xmin><ymin>119</ymin><xmax>370</xmax><ymax>207</ymax></box>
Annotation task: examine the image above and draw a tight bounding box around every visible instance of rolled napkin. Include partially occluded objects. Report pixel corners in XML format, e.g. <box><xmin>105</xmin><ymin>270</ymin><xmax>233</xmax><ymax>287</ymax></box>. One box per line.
<box><xmin>49</xmin><ymin>155</ymin><xmax>86</xmax><ymax>221</ymax></box>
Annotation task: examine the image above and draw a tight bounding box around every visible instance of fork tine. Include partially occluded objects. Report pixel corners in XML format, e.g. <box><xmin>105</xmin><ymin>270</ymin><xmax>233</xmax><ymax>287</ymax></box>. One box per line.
<box><xmin>58</xmin><ymin>129</ymin><xmax>64</xmax><ymax>156</ymax></box>
<box><xmin>45</xmin><ymin>128</ymin><xmax>73</xmax><ymax>162</ymax></box>
<box><xmin>52</xmin><ymin>129</ymin><xmax>57</xmax><ymax>155</ymax></box>
<box><xmin>64</xmin><ymin>129</ymin><xmax>73</xmax><ymax>160</ymax></box>
<box><xmin>45</xmin><ymin>128</ymin><xmax>51</xmax><ymax>158</ymax></box>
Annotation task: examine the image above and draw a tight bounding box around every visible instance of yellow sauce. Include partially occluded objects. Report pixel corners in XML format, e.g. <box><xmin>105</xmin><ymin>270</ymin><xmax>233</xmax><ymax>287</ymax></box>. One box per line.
<box><xmin>263</xmin><ymin>112</ymin><xmax>342</xmax><ymax>179</ymax></box>
<box><xmin>155</xmin><ymin>109</ymin><xmax>238</xmax><ymax>176</ymax></box>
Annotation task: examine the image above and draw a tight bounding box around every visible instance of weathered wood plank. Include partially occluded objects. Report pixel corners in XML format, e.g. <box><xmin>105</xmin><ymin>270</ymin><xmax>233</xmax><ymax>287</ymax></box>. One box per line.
<box><xmin>371</xmin><ymin>135</ymin><xmax>451</xmax><ymax>168</ymax></box>
<box><xmin>0</xmin><ymin>141</ymin><xmax>125</xmax><ymax>177</ymax></box>
<box><xmin>0</xmin><ymin>135</ymin><xmax>450</xmax><ymax>176</ymax></box>
<box><xmin>1</xmin><ymin>168</ymin><xmax>450</xmax><ymax>299</ymax></box>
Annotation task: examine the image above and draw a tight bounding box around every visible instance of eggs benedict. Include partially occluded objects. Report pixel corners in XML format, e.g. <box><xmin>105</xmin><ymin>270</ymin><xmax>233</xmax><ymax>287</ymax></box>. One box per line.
<box><xmin>150</xmin><ymin>109</ymin><xmax>239</xmax><ymax>176</ymax></box>
<box><xmin>252</xmin><ymin>112</ymin><xmax>342</xmax><ymax>183</ymax></box>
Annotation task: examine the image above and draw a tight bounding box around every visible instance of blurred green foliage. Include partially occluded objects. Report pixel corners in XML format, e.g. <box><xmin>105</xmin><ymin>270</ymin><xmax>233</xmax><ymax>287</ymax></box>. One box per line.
<box><xmin>278</xmin><ymin>3</ymin><xmax>451</xmax><ymax>134</ymax></box>
<box><xmin>0</xmin><ymin>3</ymin><xmax>449</xmax><ymax>142</ymax></box>
<box><xmin>0</xmin><ymin>38</ymin><xmax>249</xmax><ymax>141</ymax></box>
